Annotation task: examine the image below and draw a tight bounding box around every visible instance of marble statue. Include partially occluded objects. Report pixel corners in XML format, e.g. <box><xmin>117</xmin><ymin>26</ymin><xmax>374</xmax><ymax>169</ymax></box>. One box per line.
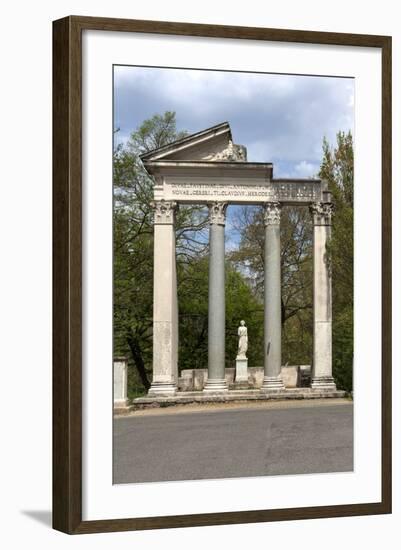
<box><xmin>237</xmin><ymin>320</ymin><xmax>248</xmax><ymax>359</ymax></box>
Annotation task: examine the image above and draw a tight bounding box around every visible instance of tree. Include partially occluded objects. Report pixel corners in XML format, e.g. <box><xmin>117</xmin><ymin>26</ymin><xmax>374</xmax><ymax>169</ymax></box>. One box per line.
<box><xmin>178</xmin><ymin>255</ymin><xmax>264</xmax><ymax>371</ymax></box>
<box><xmin>113</xmin><ymin>142</ymin><xmax>154</xmax><ymax>393</ymax></box>
<box><xmin>230</xmin><ymin>205</ymin><xmax>313</xmax><ymax>365</ymax></box>
<box><xmin>113</xmin><ymin>112</ymin><xmax>208</xmax><ymax>396</ymax></box>
<box><xmin>319</xmin><ymin>131</ymin><xmax>354</xmax><ymax>391</ymax></box>
<box><xmin>126</xmin><ymin>111</ymin><xmax>188</xmax><ymax>155</ymax></box>
<box><xmin>114</xmin><ymin>112</ymin><xmax>354</xmax><ymax>395</ymax></box>
<box><xmin>114</xmin><ymin>112</ymin><xmax>271</xmax><ymax>394</ymax></box>
<box><xmin>229</xmin><ymin>130</ymin><xmax>354</xmax><ymax>391</ymax></box>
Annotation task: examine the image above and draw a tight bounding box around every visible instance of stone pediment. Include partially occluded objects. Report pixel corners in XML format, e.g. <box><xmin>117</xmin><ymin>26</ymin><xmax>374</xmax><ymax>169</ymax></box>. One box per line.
<box><xmin>140</xmin><ymin>122</ymin><xmax>247</xmax><ymax>162</ymax></box>
<box><xmin>140</xmin><ymin>121</ymin><xmax>325</xmax><ymax>205</ymax></box>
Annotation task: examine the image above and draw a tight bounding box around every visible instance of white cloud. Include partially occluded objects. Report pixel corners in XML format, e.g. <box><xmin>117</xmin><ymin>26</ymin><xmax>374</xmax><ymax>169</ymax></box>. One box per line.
<box><xmin>114</xmin><ymin>66</ymin><xmax>354</xmax><ymax>169</ymax></box>
<box><xmin>293</xmin><ymin>160</ymin><xmax>320</xmax><ymax>178</ymax></box>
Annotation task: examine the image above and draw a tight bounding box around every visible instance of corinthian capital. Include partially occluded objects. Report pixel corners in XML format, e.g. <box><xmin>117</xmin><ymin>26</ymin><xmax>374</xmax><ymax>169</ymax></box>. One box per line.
<box><xmin>208</xmin><ymin>202</ymin><xmax>228</xmax><ymax>225</ymax></box>
<box><xmin>309</xmin><ymin>202</ymin><xmax>333</xmax><ymax>226</ymax></box>
<box><xmin>263</xmin><ymin>202</ymin><xmax>281</xmax><ymax>226</ymax></box>
<box><xmin>151</xmin><ymin>200</ymin><xmax>178</xmax><ymax>225</ymax></box>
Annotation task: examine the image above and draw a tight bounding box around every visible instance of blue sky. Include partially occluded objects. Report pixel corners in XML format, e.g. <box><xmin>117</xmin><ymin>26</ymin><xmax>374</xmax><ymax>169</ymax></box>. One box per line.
<box><xmin>113</xmin><ymin>65</ymin><xmax>354</xmax><ymax>248</ymax></box>
<box><xmin>114</xmin><ymin>65</ymin><xmax>354</xmax><ymax>178</ymax></box>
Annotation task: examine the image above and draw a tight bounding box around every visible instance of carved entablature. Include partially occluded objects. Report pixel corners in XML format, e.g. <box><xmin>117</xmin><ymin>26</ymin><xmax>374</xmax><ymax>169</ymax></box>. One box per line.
<box><xmin>309</xmin><ymin>202</ymin><xmax>334</xmax><ymax>226</ymax></box>
<box><xmin>208</xmin><ymin>202</ymin><xmax>228</xmax><ymax>225</ymax></box>
<box><xmin>151</xmin><ymin>200</ymin><xmax>178</xmax><ymax>225</ymax></box>
<box><xmin>263</xmin><ymin>202</ymin><xmax>282</xmax><ymax>226</ymax></box>
<box><xmin>141</xmin><ymin>122</ymin><xmax>325</xmax><ymax>206</ymax></box>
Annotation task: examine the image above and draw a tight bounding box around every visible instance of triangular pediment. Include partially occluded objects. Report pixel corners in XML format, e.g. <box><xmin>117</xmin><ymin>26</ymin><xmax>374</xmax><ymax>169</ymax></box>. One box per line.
<box><xmin>140</xmin><ymin>122</ymin><xmax>247</xmax><ymax>163</ymax></box>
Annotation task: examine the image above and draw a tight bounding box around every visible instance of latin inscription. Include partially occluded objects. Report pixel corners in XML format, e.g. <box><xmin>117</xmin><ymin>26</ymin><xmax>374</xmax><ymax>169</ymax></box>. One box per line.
<box><xmin>158</xmin><ymin>182</ymin><xmax>320</xmax><ymax>203</ymax></box>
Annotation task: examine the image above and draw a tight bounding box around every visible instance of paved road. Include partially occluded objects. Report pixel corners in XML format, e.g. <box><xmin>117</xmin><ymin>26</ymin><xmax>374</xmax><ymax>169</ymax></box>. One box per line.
<box><xmin>113</xmin><ymin>402</ymin><xmax>353</xmax><ymax>484</ymax></box>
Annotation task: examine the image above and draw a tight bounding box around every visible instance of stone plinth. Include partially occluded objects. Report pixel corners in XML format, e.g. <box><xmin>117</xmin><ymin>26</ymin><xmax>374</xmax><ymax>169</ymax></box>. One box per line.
<box><xmin>113</xmin><ymin>357</ymin><xmax>129</xmax><ymax>412</ymax></box>
<box><xmin>132</xmin><ymin>387</ymin><xmax>347</xmax><ymax>411</ymax></box>
<box><xmin>235</xmin><ymin>357</ymin><xmax>248</xmax><ymax>388</ymax></box>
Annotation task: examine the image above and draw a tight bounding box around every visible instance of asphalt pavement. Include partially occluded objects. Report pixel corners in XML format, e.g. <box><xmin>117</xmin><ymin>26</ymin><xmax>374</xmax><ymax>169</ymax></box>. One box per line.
<box><xmin>113</xmin><ymin>401</ymin><xmax>353</xmax><ymax>484</ymax></box>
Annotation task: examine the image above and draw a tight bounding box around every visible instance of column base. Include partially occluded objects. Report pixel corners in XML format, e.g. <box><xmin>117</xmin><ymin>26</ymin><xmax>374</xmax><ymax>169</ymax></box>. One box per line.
<box><xmin>148</xmin><ymin>382</ymin><xmax>177</xmax><ymax>396</ymax></box>
<box><xmin>311</xmin><ymin>376</ymin><xmax>337</xmax><ymax>391</ymax></box>
<box><xmin>261</xmin><ymin>376</ymin><xmax>285</xmax><ymax>392</ymax></box>
<box><xmin>203</xmin><ymin>378</ymin><xmax>228</xmax><ymax>393</ymax></box>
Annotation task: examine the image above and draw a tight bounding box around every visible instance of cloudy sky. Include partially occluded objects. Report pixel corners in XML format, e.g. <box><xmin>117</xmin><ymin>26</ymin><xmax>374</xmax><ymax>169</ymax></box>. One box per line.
<box><xmin>114</xmin><ymin>65</ymin><xmax>354</xmax><ymax>178</ymax></box>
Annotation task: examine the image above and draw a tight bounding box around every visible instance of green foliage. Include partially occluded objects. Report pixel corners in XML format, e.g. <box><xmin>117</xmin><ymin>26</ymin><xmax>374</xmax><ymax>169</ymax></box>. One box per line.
<box><xmin>113</xmin><ymin>143</ymin><xmax>154</xmax><ymax>392</ymax></box>
<box><xmin>229</xmin><ymin>130</ymin><xmax>354</xmax><ymax>390</ymax></box>
<box><xmin>113</xmin><ymin>112</ymin><xmax>196</xmax><ymax>392</ymax></box>
<box><xmin>114</xmin><ymin>111</ymin><xmax>354</xmax><ymax>394</ymax></box>
<box><xmin>177</xmin><ymin>256</ymin><xmax>209</xmax><ymax>371</ymax></box>
<box><xmin>127</xmin><ymin>111</ymin><xmax>188</xmax><ymax>155</ymax></box>
<box><xmin>230</xmin><ymin>206</ymin><xmax>313</xmax><ymax>365</ymax></box>
<box><xmin>114</xmin><ymin>111</ymin><xmax>263</xmax><ymax>392</ymax></box>
<box><xmin>225</xmin><ymin>264</ymin><xmax>264</xmax><ymax>368</ymax></box>
<box><xmin>332</xmin><ymin>307</ymin><xmax>353</xmax><ymax>392</ymax></box>
<box><xmin>319</xmin><ymin>131</ymin><xmax>354</xmax><ymax>391</ymax></box>
<box><xmin>178</xmin><ymin>256</ymin><xmax>264</xmax><ymax>370</ymax></box>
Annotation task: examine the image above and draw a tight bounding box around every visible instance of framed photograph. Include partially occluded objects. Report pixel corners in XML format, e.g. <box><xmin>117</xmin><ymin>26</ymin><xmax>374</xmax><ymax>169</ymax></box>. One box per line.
<box><xmin>53</xmin><ymin>16</ymin><xmax>391</xmax><ymax>534</ymax></box>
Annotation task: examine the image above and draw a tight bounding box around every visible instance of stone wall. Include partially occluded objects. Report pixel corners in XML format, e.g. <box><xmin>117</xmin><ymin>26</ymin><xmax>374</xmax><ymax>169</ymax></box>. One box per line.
<box><xmin>178</xmin><ymin>365</ymin><xmax>311</xmax><ymax>391</ymax></box>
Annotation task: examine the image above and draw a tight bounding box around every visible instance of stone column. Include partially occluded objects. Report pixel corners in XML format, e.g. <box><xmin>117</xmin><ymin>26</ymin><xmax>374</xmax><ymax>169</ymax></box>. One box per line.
<box><xmin>261</xmin><ymin>202</ymin><xmax>284</xmax><ymax>391</ymax></box>
<box><xmin>204</xmin><ymin>202</ymin><xmax>228</xmax><ymax>393</ymax></box>
<box><xmin>148</xmin><ymin>200</ymin><xmax>179</xmax><ymax>396</ymax></box>
<box><xmin>310</xmin><ymin>199</ymin><xmax>336</xmax><ymax>390</ymax></box>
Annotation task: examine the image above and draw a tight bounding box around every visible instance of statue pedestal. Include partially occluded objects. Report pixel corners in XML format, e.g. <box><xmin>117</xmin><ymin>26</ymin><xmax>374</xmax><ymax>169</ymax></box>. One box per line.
<box><xmin>235</xmin><ymin>357</ymin><xmax>248</xmax><ymax>388</ymax></box>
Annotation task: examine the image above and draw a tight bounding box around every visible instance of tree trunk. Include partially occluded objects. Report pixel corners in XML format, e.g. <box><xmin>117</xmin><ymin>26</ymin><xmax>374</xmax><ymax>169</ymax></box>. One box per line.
<box><xmin>126</xmin><ymin>331</ymin><xmax>151</xmax><ymax>391</ymax></box>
